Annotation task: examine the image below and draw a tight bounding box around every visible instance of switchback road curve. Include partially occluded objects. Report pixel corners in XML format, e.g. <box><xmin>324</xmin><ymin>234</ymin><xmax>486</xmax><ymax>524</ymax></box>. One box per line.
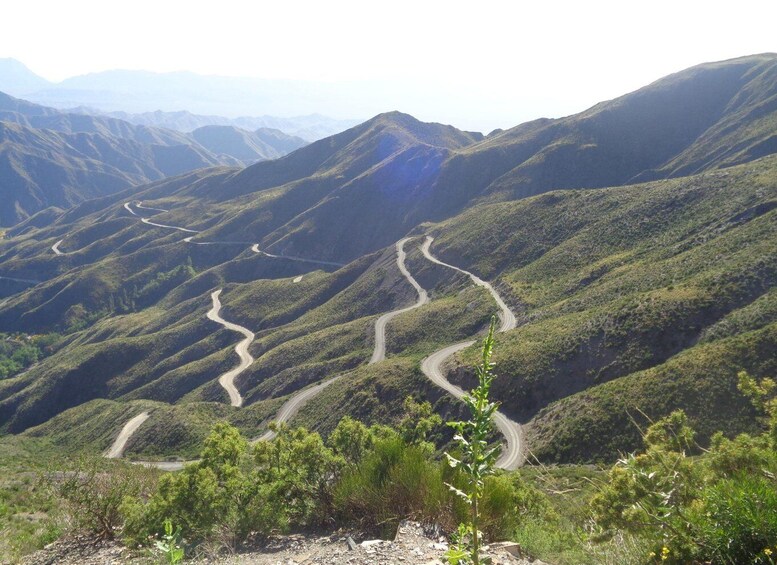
<box><xmin>419</xmin><ymin>236</ymin><xmax>524</xmax><ymax>470</ymax></box>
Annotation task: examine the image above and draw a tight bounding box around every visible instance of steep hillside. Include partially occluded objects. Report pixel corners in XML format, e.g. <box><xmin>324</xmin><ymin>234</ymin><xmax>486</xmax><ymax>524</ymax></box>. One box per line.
<box><xmin>0</xmin><ymin>120</ymin><xmax>240</xmax><ymax>226</ymax></box>
<box><xmin>434</xmin><ymin>54</ymin><xmax>777</xmax><ymax>208</ymax></box>
<box><xmin>106</xmin><ymin>109</ymin><xmax>360</xmax><ymax>141</ymax></box>
<box><xmin>0</xmin><ymin>56</ymin><xmax>774</xmax><ymax>464</ymax></box>
<box><xmin>426</xmin><ymin>154</ymin><xmax>777</xmax><ymax>461</ymax></box>
<box><xmin>0</xmin><ymin>92</ymin><xmax>314</xmax><ymax>225</ymax></box>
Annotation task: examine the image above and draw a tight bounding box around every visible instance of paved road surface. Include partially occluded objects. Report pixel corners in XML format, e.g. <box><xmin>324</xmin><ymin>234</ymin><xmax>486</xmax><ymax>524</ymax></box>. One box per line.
<box><xmin>105</xmin><ymin>412</ymin><xmax>150</xmax><ymax>458</ymax></box>
<box><xmin>125</xmin><ymin>201</ymin><xmax>200</xmax><ymax>234</ymax></box>
<box><xmin>207</xmin><ymin>289</ymin><xmax>253</xmax><ymax>407</ymax></box>
<box><xmin>419</xmin><ymin>236</ymin><xmax>524</xmax><ymax>470</ymax></box>
<box><xmin>141</xmin><ymin>217</ymin><xmax>200</xmax><ymax>234</ymax></box>
<box><xmin>0</xmin><ymin>275</ymin><xmax>41</xmax><ymax>285</ymax></box>
<box><xmin>51</xmin><ymin>240</ymin><xmax>65</xmax><ymax>255</ymax></box>
<box><xmin>255</xmin><ymin>236</ymin><xmax>431</xmax><ymax>441</ymax></box>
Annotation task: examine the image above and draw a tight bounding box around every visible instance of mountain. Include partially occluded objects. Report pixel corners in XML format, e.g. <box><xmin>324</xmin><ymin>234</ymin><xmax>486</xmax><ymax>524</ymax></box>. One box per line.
<box><xmin>0</xmin><ymin>55</ymin><xmax>774</xmax><ymax>465</ymax></box>
<box><xmin>0</xmin><ymin>59</ymin><xmax>51</xmax><ymax>96</ymax></box>
<box><xmin>102</xmin><ymin>110</ymin><xmax>361</xmax><ymax>142</ymax></box>
<box><xmin>432</xmin><ymin>53</ymin><xmax>777</xmax><ymax>207</ymax></box>
<box><xmin>190</xmin><ymin>126</ymin><xmax>307</xmax><ymax>163</ymax></box>
<box><xmin>0</xmin><ymin>120</ymin><xmax>238</xmax><ymax>226</ymax></box>
<box><xmin>56</xmin><ymin>54</ymin><xmax>774</xmax><ymax>267</ymax></box>
<box><xmin>0</xmin><ymin>91</ymin><xmax>312</xmax><ymax>155</ymax></box>
<box><xmin>0</xmin><ymin>92</ymin><xmax>314</xmax><ymax>225</ymax></box>
<box><xmin>20</xmin><ymin>67</ymin><xmax>364</xmax><ymax>134</ymax></box>
<box><xmin>0</xmin><ymin>91</ymin><xmax>202</xmax><ymax>146</ymax></box>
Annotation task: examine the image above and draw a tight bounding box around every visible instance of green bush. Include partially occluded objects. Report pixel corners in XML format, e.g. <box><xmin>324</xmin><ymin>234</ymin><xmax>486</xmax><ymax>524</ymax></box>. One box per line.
<box><xmin>122</xmin><ymin>422</ymin><xmax>250</xmax><ymax>547</ymax></box>
<box><xmin>590</xmin><ymin>375</ymin><xmax>777</xmax><ymax>564</ymax></box>
<box><xmin>51</xmin><ymin>457</ymin><xmax>157</xmax><ymax>539</ymax></box>
<box><xmin>333</xmin><ymin>432</ymin><xmax>449</xmax><ymax>534</ymax></box>
<box><xmin>695</xmin><ymin>474</ymin><xmax>777</xmax><ymax>564</ymax></box>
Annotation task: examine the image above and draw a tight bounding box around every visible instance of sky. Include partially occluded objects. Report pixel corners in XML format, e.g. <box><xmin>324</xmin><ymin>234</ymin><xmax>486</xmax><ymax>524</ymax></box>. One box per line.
<box><xmin>2</xmin><ymin>0</ymin><xmax>776</xmax><ymax>132</ymax></box>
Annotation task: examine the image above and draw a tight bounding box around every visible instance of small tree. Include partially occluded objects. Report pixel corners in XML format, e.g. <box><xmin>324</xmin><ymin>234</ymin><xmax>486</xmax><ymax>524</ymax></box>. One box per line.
<box><xmin>445</xmin><ymin>317</ymin><xmax>499</xmax><ymax>565</ymax></box>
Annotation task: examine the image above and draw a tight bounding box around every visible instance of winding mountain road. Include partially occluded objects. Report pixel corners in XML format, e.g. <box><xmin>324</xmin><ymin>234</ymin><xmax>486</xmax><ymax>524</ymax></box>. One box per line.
<box><xmin>419</xmin><ymin>236</ymin><xmax>524</xmax><ymax>470</ymax></box>
<box><xmin>421</xmin><ymin>236</ymin><xmax>516</xmax><ymax>332</ymax></box>
<box><xmin>125</xmin><ymin>201</ymin><xmax>200</xmax><ymax>233</ymax></box>
<box><xmin>255</xmin><ymin>236</ymin><xmax>431</xmax><ymax>439</ymax></box>
<box><xmin>207</xmin><ymin>289</ymin><xmax>253</xmax><ymax>407</ymax></box>
<box><xmin>370</xmin><ymin>238</ymin><xmax>430</xmax><ymax>363</ymax></box>
<box><xmin>51</xmin><ymin>239</ymin><xmax>65</xmax><ymax>255</ymax></box>
<box><xmin>135</xmin><ymin>202</ymin><xmax>168</xmax><ymax>213</ymax></box>
<box><xmin>104</xmin><ymin>289</ymin><xmax>253</xmax><ymax>468</ymax></box>
<box><xmin>104</xmin><ymin>235</ymin><xmax>524</xmax><ymax>469</ymax></box>
<box><xmin>254</xmin><ymin>377</ymin><xmax>343</xmax><ymax>442</ymax></box>
<box><xmin>105</xmin><ymin>411</ymin><xmax>150</xmax><ymax>459</ymax></box>
<box><xmin>141</xmin><ymin>217</ymin><xmax>200</xmax><ymax>233</ymax></box>
<box><xmin>125</xmin><ymin>201</ymin><xmax>345</xmax><ymax>267</ymax></box>
<box><xmin>0</xmin><ymin>275</ymin><xmax>41</xmax><ymax>285</ymax></box>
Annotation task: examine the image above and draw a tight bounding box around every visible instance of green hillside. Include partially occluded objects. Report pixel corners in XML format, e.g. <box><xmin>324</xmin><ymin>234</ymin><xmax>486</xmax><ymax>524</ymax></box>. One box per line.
<box><xmin>427</xmin><ymin>155</ymin><xmax>777</xmax><ymax>460</ymax></box>
<box><xmin>0</xmin><ymin>55</ymin><xmax>774</xmax><ymax>467</ymax></box>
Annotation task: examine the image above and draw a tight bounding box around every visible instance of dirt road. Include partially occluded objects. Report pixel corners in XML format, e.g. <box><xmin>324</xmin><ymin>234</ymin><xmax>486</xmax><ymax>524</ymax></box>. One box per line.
<box><xmin>207</xmin><ymin>289</ymin><xmax>253</xmax><ymax>407</ymax></box>
<box><xmin>104</xmin><ymin>412</ymin><xmax>150</xmax><ymax>459</ymax></box>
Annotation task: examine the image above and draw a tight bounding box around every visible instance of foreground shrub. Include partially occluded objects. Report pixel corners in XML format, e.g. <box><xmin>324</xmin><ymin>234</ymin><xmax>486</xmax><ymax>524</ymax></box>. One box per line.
<box><xmin>119</xmin><ymin>397</ymin><xmax>543</xmax><ymax>554</ymax></box>
<box><xmin>252</xmin><ymin>423</ymin><xmax>342</xmax><ymax>529</ymax></box>
<box><xmin>333</xmin><ymin>432</ymin><xmax>449</xmax><ymax>534</ymax></box>
<box><xmin>591</xmin><ymin>373</ymin><xmax>777</xmax><ymax>563</ymax></box>
<box><xmin>695</xmin><ymin>474</ymin><xmax>777</xmax><ymax>564</ymax></box>
<box><xmin>122</xmin><ymin>422</ymin><xmax>250</xmax><ymax>546</ymax></box>
<box><xmin>51</xmin><ymin>457</ymin><xmax>157</xmax><ymax>539</ymax></box>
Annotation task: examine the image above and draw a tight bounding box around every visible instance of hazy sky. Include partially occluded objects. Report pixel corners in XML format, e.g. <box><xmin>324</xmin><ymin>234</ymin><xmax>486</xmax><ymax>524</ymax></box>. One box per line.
<box><xmin>3</xmin><ymin>0</ymin><xmax>776</xmax><ymax>131</ymax></box>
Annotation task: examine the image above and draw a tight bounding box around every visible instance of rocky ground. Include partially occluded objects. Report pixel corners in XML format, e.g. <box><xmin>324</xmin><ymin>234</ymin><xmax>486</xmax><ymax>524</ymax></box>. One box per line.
<box><xmin>19</xmin><ymin>521</ymin><xmax>551</xmax><ymax>565</ymax></box>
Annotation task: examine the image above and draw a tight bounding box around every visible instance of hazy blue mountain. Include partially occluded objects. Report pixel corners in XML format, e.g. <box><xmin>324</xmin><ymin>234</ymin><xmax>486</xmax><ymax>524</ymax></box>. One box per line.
<box><xmin>23</xmin><ymin>69</ymin><xmax>362</xmax><ymax>130</ymax></box>
<box><xmin>0</xmin><ymin>119</ymin><xmax>240</xmax><ymax>226</ymax></box>
<box><xmin>0</xmin><ymin>59</ymin><xmax>51</xmax><ymax>96</ymax></box>
<box><xmin>98</xmin><ymin>109</ymin><xmax>360</xmax><ymax>141</ymax></box>
<box><xmin>0</xmin><ymin>91</ymin><xmax>201</xmax><ymax>146</ymax></box>
<box><xmin>0</xmin><ymin>91</ymin><xmax>308</xmax><ymax>160</ymax></box>
<box><xmin>0</xmin><ymin>59</ymin><xmax>362</xmax><ymax>140</ymax></box>
<box><xmin>0</xmin><ymin>91</ymin><xmax>318</xmax><ymax>224</ymax></box>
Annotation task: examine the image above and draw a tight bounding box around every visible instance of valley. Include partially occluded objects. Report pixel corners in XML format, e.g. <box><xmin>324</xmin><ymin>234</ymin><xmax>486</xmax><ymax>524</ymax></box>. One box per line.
<box><xmin>0</xmin><ymin>53</ymin><xmax>776</xmax><ymax>564</ymax></box>
<box><xmin>103</xmin><ymin>235</ymin><xmax>524</xmax><ymax>470</ymax></box>
<box><xmin>0</xmin><ymin>54</ymin><xmax>775</xmax><ymax>467</ymax></box>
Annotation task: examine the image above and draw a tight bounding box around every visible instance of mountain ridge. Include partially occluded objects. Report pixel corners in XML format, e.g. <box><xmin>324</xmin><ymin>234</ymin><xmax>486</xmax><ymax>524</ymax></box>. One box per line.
<box><xmin>0</xmin><ymin>54</ymin><xmax>775</xmax><ymax>467</ymax></box>
<box><xmin>0</xmin><ymin>91</ymin><xmax>312</xmax><ymax>225</ymax></box>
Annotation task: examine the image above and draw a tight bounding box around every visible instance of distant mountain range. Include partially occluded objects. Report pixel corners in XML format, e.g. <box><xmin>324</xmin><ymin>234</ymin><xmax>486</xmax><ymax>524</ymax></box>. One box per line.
<box><xmin>95</xmin><ymin>110</ymin><xmax>361</xmax><ymax>143</ymax></box>
<box><xmin>0</xmin><ymin>54</ymin><xmax>775</xmax><ymax>465</ymax></box>
<box><xmin>0</xmin><ymin>91</ymin><xmax>307</xmax><ymax>225</ymax></box>
<box><xmin>0</xmin><ymin>59</ymin><xmax>361</xmax><ymax>141</ymax></box>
